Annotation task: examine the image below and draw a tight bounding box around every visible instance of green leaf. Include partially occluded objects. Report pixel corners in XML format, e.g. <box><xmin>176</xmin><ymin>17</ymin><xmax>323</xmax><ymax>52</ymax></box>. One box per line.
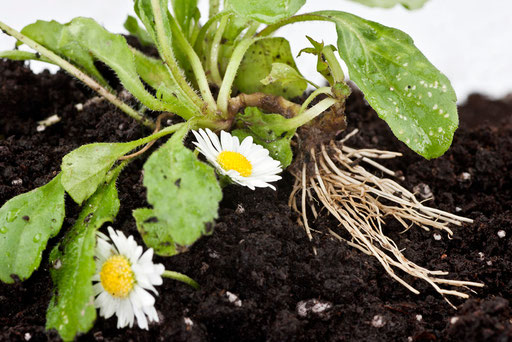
<box><xmin>318</xmin><ymin>10</ymin><xmax>457</xmax><ymax>159</ymax></box>
<box><xmin>0</xmin><ymin>50</ymin><xmax>53</xmax><ymax>63</ymax></box>
<box><xmin>225</xmin><ymin>0</ymin><xmax>306</xmax><ymax>24</ymax></box>
<box><xmin>131</xmin><ymin>48</ymin><xmax>198</xmax><ymax>119</ymax></box>
<box><xmin>123</xmin><ymin>15</ymin><xmax>153</xmax><ymax>46</ymax></box>
<box><xmin>298</xmin><ymin>36</ymin><xmax>337</xmax><ymax>85</ymax></box>
<box><xmin>235</xmin><ymin>37</ymin><xmax>306</xmax><ymax>99</ymax></box>
<box><xmin>0</xmin><ymin>175</ymin><xmax>65</xmax><ymax>283</ymax></box>
<box><xmin>19</xmin><ymin>20</ymin><xmax>109</xmax><ymax>87</ymax></box>
<box><xmin>171</xmin><ymin>0</ymin><xmax>200</xmax><ymax>39</ymax></box>
<box><xmin>61</xmin><ymin>141</ymin><xmax>139</xmax><ymax>205</ymax></box>
<box><xmin>261</xmin><ymin>62</ymin><xmax>308</xmax><ymax>90</ymax></box>
<box><xmin>232</xmin><ymin>107</ymin><xmax>295</xmax><ymax>167</ymax></box>
<box><xmin>46</xmin><ymin>170</ymin><xmax>121</xmax><ymax>341</ymax></box>
<box><xmin>346</xmin><ymin>0</ymin><xmax>429</xmax><ymax>10</ymax></box>
<box><xmin>65</xmin><ymin>17</ymin><xmax>168</xmax><ymax>111</ymax></box>
<box><xmin>133</xmin><ymin>208</ymin><xmax>176</xmax><ymax>257</ymax></box>
<box><xmin>143</xmin><ymin>127</ymin><xmax>222</xmax><ymax>246</ymax></box>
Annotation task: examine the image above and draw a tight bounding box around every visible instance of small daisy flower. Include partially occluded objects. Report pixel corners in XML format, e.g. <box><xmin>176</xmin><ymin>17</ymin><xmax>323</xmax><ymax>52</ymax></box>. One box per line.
<box><xmin>192</xmin><ymin>128</ymin><xmax>282</xmax><ymax>190</ymax></box>
<box><xmin>93</xmin><ymin>227</ymin><xmax>165</xmax><ymax>330</ymax></box>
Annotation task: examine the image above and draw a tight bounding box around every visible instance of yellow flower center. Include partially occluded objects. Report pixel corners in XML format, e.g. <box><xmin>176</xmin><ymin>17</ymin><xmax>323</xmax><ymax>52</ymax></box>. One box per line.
<box><xmin>217</xmin><ymin>151</ymin><xmax>253</xmax><ymax>177</ymax></box>
<box><xmin>100</xmin><ymin>255</ymin><xmax>135</xmax><ymax>298</ymax></box>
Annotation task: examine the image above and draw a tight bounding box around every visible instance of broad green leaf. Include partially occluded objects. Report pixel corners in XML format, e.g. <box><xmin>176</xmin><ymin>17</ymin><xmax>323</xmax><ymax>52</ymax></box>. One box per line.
<box><xmin>232</xmin><ymin>107</ymin><xmax>294</xmax><ymax>167</ymax></box>
<box><xmin>225</xmin><ymin>0</ymin><xmax>306</xmax><ymax>24</ymax></box>
<box><xmin>143</xmin><ymin>127</ymin><xmax>222</xmax><ymax>245</ymax></box>
<box><xmin>131</xmin><ymin>48</ymin><xmax>198</xmax><ymax>119</ymax></box>
<box><xmin>0</xmin><ymin>175</ymin><xmax>65</xmax><ymax>283</ymax></box>
<box><xmin>46</xmin><ymin>171</ymin><xmax>121</xmax><ymax>341</ymax></box>
<box><xmin>65</xmin><ymin>17</ymin><xmax>167</xmax><ymax>111</ymax></box>
<box><xmin>19</xmin><ymin>20</ymin><xmax>108</xmax><ymax>87</ymax></box>
<box><xmin>346</xmin><ymin>0</ymin><xmax>429</xmax><ymax>10</ymax></box>
<box><xmin>133</xmin><ymin>208</ymin><xmax>176</xmax><ymax>256</ymax></box>
<box><xmin>235</xmin><ymin>38</ymin><xmax>306</xmax><ymax>99</ymax></box>
<box><xmin>61</xmin><ymin>141</ymin><xmax>139</xmax><ymax>205</ymax></box>
<box><xmin>317</xmin><ymin>11</ymin><xmax>457</xmax><ymax>159</ymax></box>
<box><xmin>172</xmin><ymin>0</ymin><xmax>200</xmax><ymax>39</ymax></box>
<box><xmin>0</xmin><ymin>50</ymin><xmax>53</xmax><ymax>63</ymax></box>
<box><xmin>123</xmin><ymin>15</ymin><xmax>153</xmax><ymax>46</ymax></box>
<box><xmin>261</xmin><ymin>62</ymin><xmax>308</xmax><ymax>90</ymax></box>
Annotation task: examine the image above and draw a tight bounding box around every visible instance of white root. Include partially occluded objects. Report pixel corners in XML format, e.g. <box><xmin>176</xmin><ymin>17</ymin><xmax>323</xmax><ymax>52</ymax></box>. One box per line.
<box><xmin>290</xmin><ymin>129</ymin><xmax>484</xmax><ymax>302</ymax></box>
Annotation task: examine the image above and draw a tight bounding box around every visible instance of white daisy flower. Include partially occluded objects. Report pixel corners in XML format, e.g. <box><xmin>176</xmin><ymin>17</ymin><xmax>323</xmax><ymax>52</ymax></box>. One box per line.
<box><xmin>192</xmin><ymin>128</ymin><xmax>282</xmax><ymax>190</ymax></box>
<box><xmin>93</xmin><ymin>226</ymin><xmax>165</xmax><ymax>330</ymax></box>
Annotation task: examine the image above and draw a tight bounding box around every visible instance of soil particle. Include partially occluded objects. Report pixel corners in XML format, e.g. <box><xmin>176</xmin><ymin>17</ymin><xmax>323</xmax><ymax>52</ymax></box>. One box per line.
<box><xmin>1</xmin><ymin>59</ymin><xmax>512</xmax><ymax>341</ymax></box>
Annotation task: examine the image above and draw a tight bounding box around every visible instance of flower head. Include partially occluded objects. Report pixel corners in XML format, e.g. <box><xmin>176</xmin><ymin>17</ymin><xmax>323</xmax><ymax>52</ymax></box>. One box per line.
<box><xmin>93</xmin><ymin>227</ymin><xmax>164</xmax><ymax>330</ymax></box>
<box><xmin>192</xmin><ymin>128</ymin><xmax>282</xmax><ymax>190</ymax></box>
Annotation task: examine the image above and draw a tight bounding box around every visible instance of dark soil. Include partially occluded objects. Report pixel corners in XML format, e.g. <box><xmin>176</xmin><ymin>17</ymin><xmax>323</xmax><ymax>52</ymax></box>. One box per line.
<box><xmin>1</xmin><ymin>58</ymin><xmax>512</xmax><ymax>342</ymax></box>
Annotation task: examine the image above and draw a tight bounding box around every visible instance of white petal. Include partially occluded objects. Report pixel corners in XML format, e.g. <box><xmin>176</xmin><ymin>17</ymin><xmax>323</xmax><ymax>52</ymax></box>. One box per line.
<box><xmin>220</xmin><ymin>130</ymin><xmax>234</xmax><ymax>151</ymax></box>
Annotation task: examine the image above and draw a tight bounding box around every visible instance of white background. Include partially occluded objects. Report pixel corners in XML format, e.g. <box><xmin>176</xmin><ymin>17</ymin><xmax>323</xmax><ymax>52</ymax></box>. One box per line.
<box><xmin>1</xmin><ymin>0</ymin><xmax>511</xmax><ymax>102</ymax></box>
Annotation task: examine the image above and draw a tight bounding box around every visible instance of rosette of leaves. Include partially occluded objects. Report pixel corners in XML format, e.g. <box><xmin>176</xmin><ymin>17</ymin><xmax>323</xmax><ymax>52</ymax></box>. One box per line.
<box><xmin>0</xmin><ymin>0</ymin><xmax>462</xmax><ymax>339</ymax></box>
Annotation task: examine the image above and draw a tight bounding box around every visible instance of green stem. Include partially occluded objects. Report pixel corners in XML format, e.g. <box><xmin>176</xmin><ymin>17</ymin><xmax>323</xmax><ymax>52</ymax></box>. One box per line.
<box><xmin>210</xmin><ymin>15</ymin><xmax>229</xmax><ymax>86</ymax></box>
<box><xmin>279</xmin><ymin>97</ymin><xmax>336</xmax><ymax>131</ymax></box>
<box><xmin>193</xmin><ymin>11</ymin><xmax>230</xmax><ymax>51</ymax></box>
<box><xmin>0</xmin><ymin>20</ymin><xmax>155</xmax><ymax>129</ymax></box>
<box><xmin>150</xmin><ymin>0</ymin><xmax>204</xmax><ymax>110</ymax></box>
<box><xmin>299</xmin><ymin>87</ymin><xmax>332</xmax><ymax>114</ymax></box>
<box><xmin>217</xmin><ymin>37</ymin><xmax>260</xmax><ymax>115</ymax></box>
<box><xmin>239</xmin><ymin>21</ymin><xmax>260</xmax><ymax>41</ymax></box>
<box><xmin>168</xmin><ymin>16</ymin><xmax>218</xmax><ymax>112</ymax></box>
<box><xmin>163</xmin><ymin>270</ymin><xmax>200</xmax><ymax>290</ymax></box>
<box><xmin>257</xmin><ymin>14</ymin><xmax>328</xmax><ymax>37</ymax></box>
<box><xmin>209</xmin><ymin>0</ymin><xmax>220</xmax><ymax>19</ymax></box>
<box><xmin>322</xmin><ymin>47</ymin><xmax>345</xmax><ymax>83</ymax></box>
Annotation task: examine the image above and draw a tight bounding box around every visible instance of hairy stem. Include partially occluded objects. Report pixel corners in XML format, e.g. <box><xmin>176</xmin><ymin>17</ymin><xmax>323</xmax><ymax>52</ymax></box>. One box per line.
<box><xmin>217</xmin><ymin>37</ymin><xmax>259</xmax><ymax>115</ymax></box>
<box><xmin>150</xmin><ymin>0</ymin><xmax>204</xmax><ymax>110</ymax></box>
<box><xmin>0</xmin><ymin>20</ymin><xmax>155</xmax><ymax>129</ymax></box>
<box><xmin>162</xmin><ymin>270</ymin><xmax>200</xmax><ymax>289</ymax></box>
<box><xmin>193</xmin><ymin>11</ymin><xmax>229</xmax><ymax>51</ymax></box>
<box><xmin>280</xmin><ymin>97</ymin><xmax>336</xmax><ymax>131</ymax></box>
<box><xmin>322</xmin><ymin>47</ymin><xmax>345</xmax><ymax>83</ymax></box>
<box><xmin>168</xmin><ymin>15</ymin><xmax>218</xmax><ymax>112</ymax></box>
<box><xmin>210</xmin><ymin>15</ymin><xmax>229</xmax><ymax>86</ymax></box>
<box><xmin>209</xmin><ymin>0</ymin><xmax>220</xmax><ymax>19</ymax></box>
<box><xmin>299</xmin><ymin>87</ymin><xmax>332</xmax><ymax>114</ymax></box>
<box><xmin>257</xmin><ymin>13</ymin><xmax>328</xmax><ymax>37</ymax></box>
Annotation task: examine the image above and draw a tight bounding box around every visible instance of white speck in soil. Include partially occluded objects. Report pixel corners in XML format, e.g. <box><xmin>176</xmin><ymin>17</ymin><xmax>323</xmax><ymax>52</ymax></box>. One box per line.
<box><xmin>183</xmin><ymin>317</ymin><xmax>194</xmax><ymax>327</ymax></box>
<box><xmin>450</xmin><ymin>316</ymin><xmax>459</xmax><ymax>324</ymax></box>
<box><xmin>498</xmin><ymin>230</ymin><xmax>506</xmax><ymax>238</ymax></box>
<box><xmin>75</xmin><ymin>103</ymin><xmax>84</xmax><ymax>111</ymax></box>
<box><xmin>372</xmin><ymin>315</ymin><xmax>386</xmax><ymax>328</ymax></box>
<box><xmin>487</xmin><ymin>260</ymin><xmax>493</xmax><ymax>266</ymax></box>
<box><xmin>455</xmin><ymin>207</ymin><xmax>462</xmax><ymax>212</ymax></box>
<box><xmin>225</xmin><ymin>291</ymin><xmax>242</xmax><ymax>307</ymax></box>
<box><xmin>36</xmin><ymin>124</ymin><xmax>46</xmax><ymax>132</ymax></box>
<box><xmin>166</xmin><ymin>119</ymin><xmax>173</xmax><ymax>125</ymax></box>
<box><xmin>433</xmin><ymin>233</ymin><xmax>442</xmax><ymax>241</ymax></box>
<box><xmin>296</xmin><ymin>299</ymin><xmax>332</xmax><ymax>318</ymax></box>
<box><xmin>416</xmin><ymin>314</ymin><xmax>423</xmax><ymax>321</ymax></box>
<box><xmin>478</xmin><ymin>252</ymin><xmax>485</xmax><ymax>261</ymax></box>
<box><xmin>208</xmin><ymin>250</ymin><xmax>219</xmax><ymax>259</ymax></box>
<box><xmin>24</xmin><ymin>332</ymin><xmax>31</xmax><ymax>341</ymax></box>
<box><xmin>235</xmin><ymin>204</ymin><xmax>245</xmax><ymax>214</ymax></box>
<box><xmin>459</xmin><ymin>172</ymin><xmax>471</xmax><ymax>181</ymax></box>
<box><xmin>118</xmin><ymin>124</ymin><xmax>125</xmax><ymax>130</ymax></box>
<box><xmin>11</xmin><ymin>178</ymin><xmax>23</xmax><ymax>186</ymax></box>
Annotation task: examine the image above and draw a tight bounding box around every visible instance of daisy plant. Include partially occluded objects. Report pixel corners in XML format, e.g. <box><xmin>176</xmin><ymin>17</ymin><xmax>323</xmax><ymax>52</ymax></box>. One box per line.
<box><xmin>0</xmin><ymin>0</ymin><xmax>479</xmax><ymax>339</ymax></box>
